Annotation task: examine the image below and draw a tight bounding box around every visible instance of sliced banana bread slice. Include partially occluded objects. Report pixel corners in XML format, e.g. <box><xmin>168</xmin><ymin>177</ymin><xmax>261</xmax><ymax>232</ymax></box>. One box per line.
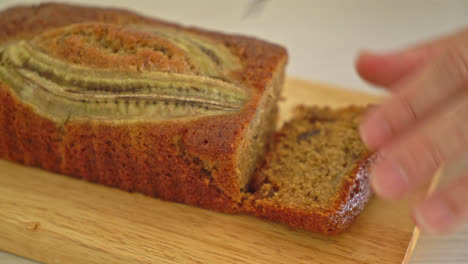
<box><xmin>245</xmin><ymin>106</ymin><xmax>373</xmax><ymax>235</ymax></box>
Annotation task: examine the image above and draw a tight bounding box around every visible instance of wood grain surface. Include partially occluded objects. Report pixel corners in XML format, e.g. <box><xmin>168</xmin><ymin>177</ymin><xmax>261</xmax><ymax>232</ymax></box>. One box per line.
<box><xmin>0</xmin><ymin>78</ymin><xmax>415</xmax><ymax>264</ymax></box>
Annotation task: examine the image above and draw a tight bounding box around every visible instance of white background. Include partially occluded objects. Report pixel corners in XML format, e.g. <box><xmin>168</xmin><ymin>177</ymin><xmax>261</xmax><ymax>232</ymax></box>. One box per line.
<box><xmin>1</xmin><ymin>0</ymin><xmax>468</xmax><ymax>263</ymax></box>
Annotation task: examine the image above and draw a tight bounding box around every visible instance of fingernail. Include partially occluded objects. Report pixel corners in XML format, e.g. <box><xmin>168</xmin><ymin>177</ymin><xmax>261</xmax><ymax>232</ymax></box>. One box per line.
<box><xmin>413</xmin><ymin>197</ymin><xmax>456</xmax><ymax>234</ymax></box>
<box><xmin>358</xmin><ymin>49</ymin><xmax>400</xmax><ymax>59</ymax></box>
<box><xmin>358</xmin><ymin>50</ymin><xmax>375</xmax><ymax>58</ymax></box>
<box><xmin>359</xmin><ymin>111</ymin><xmax>392</xmax><ymax>149</ymax></box>
<box><xmin>370</xmin><ymin>156</ymin><xmax>408</xmax><ymax>199</ymax></box>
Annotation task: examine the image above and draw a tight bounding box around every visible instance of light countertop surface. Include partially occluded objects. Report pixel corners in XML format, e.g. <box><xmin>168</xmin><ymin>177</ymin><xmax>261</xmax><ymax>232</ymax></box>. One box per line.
<box><xmin>1</xmin><ymin>0</ymin><xmax>468</xmax><ymax>263</ymax></box>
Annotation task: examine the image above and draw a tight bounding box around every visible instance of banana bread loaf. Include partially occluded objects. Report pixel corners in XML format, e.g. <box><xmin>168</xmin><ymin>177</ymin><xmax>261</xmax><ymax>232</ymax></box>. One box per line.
<box><xmin>0</xmin><ymin>3</ymin><xmax>286</xmax><ymax>212</ymax></box>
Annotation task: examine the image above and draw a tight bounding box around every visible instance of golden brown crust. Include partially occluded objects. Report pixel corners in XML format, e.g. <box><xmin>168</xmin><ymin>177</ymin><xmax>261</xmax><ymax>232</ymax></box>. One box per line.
<box><xmin>33</xmin><ymin>23</ymin><xmax>197</xmax><ymax>73</ymax></box>
<box><xmin>0</xmin><ymin>3</ymin><xmax>286</xmax><ymax>92</ymax></box>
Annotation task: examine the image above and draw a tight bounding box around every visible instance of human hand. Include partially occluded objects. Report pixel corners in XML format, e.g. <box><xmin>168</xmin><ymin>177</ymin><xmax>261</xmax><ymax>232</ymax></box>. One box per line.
<box><xmin>356</xmin><ymin>29</ymin><xmax>468</xmax><ymax>234</ymax></box>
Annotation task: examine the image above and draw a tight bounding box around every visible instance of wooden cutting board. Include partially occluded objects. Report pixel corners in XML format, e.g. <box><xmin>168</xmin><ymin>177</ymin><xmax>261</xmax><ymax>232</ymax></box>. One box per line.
<box><xmin>0</xmin><ymin>78</ymin><xmax>416</xmax><ymax>264</ymax></box>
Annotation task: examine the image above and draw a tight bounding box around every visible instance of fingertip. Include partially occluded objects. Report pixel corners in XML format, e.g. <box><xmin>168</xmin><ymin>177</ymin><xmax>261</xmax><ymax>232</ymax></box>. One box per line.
<box><xmin>359</xmin><ymin>110</ymin><xmax>392</xmax><ymax>149</ymax></box>
<box><xmin>355</xmin><ymin>50</ymin><xmax>400</xmax><ymax>87</ymax></box>
<box><xmin>355</xmin><ymin>50</ymin><xmax>379</xmax><ymax>80</ymax></box>
<box><xmin>369</xmin><ymin>156</ymin><xmax>409</xmax><ymax>200</ymax></box>
<box><xmin>358</xmin><ymin>121</ymin><xmax>373</xmax><ymax>149</ymax></box>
